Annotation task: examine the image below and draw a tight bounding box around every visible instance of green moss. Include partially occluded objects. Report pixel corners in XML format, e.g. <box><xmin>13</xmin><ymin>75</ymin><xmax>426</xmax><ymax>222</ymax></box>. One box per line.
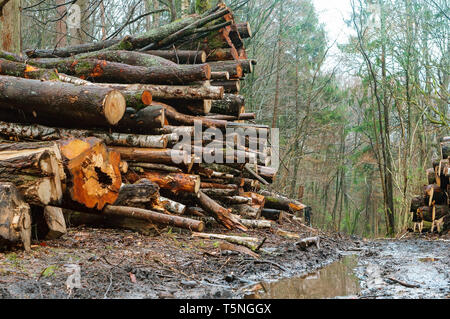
<box><xmin>195</xmin><ymin>0</ymin><xmax>213</xmax><ymax>14</ymax></box>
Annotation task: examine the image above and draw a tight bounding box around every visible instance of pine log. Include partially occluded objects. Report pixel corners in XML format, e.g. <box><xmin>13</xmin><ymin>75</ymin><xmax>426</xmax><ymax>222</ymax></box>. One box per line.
<box><xmin>103</xmin><ymin>205</ymin><xmax>204</xmax><ymax>232</ymax></box>
<box><xmin>110</xmin><ymin>146</ymin><xmax>190</xmax><ymax>166</ymax></box>
<box><xmin>426</xmin><ymin>168</ymin><xmax>436</xmax><ymax>184</ymax></box>
<box><xmin>206</xmin><ymin>48</ymin><xmax>236</xmax><ymax>61</ymax></box>
<box><xmin>424</xmin><ymin>184</ymin><xmax>447</xmax><ymax>206</ymax></box>
<box><xmin>143</xmin><ymin>50</ymin><xmax>206</xmax><ymax>64</ymax></box>
<box><xmin>211</xmin><ymin>71</ymin><xmax>230</xmax><ymax>80</ymax></box>
<box><xmin>97</xmin><ymin>82</ymin><xmax>223</xmax><ymax>101</ymax></box>
<box><xmin>0</xmin><ymin>182</ymin><xmax>31</xmax><ymax>251</ymax></box>
<box><xmin>296</xmin><ymin>236</ymin><xmax>320</xmax><ymax>250</ymax></box>
<box><xmin>151</xmin><ymin>101</ymin><xmax>227</xmax><ymax>129</ymax></box>
<box><xmin>129</xmin><ymin>162</ymin><xmax>183</xmax><ymax>173</ymax></box>
<box><xmin>30</xmin><ymin>59</ymin><xmax>211</xmax><ymax>85</ymax></box>
<box><xmin>211</xmin><ymin>80</ymin><xmax>240</xmax><ymax>93</ymax></box>
<box><xmin>239</xmin><ymin>113</ymin><xmax>256</xmax><ymax>120</ymax></box>
<box><xmin>200</xmin><ymin>188</ymin><xmax>239</xmax><ymax>197</ymax></box>
<box><xmin>116</xmin><ymin>106</ymin><xmax>165</xmax><ymax>133</ymax></box>
<box><xmin>158</xmin><ymin>99</ymin><xmax>212</xmax><ymax>115</ymax></box>
<box><xmin>0</xmin><ymin>58</ymin><xmax>59</xmax><ymax>80</ymax></box>
<box><xmin>159</xmin><ymin>196</ymin><xmax>187</xmax><ymax>215</ymax></box>
<box><xmin>63</xmin><ymin>209</ymin><xmax>158</xmax><ymax>235</ymax></box>
<box><xmin>113</xmin><ymin>179</ymin><xmax>159</xmax><ymax>208</ymax></box>
<box><xmin>410</xmin><ymin>195</ymin><xmax>426</xmax><ymax>213</ymax></box>
<box><xmin>418</xmin><ymin>205</ymin><xmax>448</xmax><ymax>222</ymax></box>
<box><xmin>230</xmin><ymin>204</ymin><xmax>261</xmax><ymax>219</ymax></box>
<box><xmin>0</xmin><ymin>121</ymin><xmax>170</xmax><ymax>149</ymax></box>
<box><xmin>208</xmin><ymin>61</ymin><xmax>243</xmax><ymax>78</ymax></box>
<box><xmin>126</xmin><ymin>169</ymin><xmax>200</xmax><ymax>194</ymax></box>
<box><xmin>197</xmin><ymin>190</ymin><xmax>247</xmax><ymax>231</ymax></box>
<box><xmin>200</xmin><ymin>182</ymin><xmax>238</xmax><ymax>190</ymax></box>
<box><xmin>210</xmin><ymin>93</ymin><xmax>245</xmax><ymax>116</ymax></box>
<box><xmin>57</xmin><ymin>137</ymin><xmax>122</xmax><ymax>210</ymax></box>
<box><xmin>261</xmin><ymin>208</ymin><xmax>283</xmax><ymax>222</ymax></box>
<box><xmin>0</xmin><ymin>76</ymin><xmax>126</xmax><ymax>127</ymax></box>
<box><xmin>218</xmin><ymin>195</ymin><xmax>252</xmax><ymax>205</ymax></box>
<box><xmin>38</xmin><ymin>50</ymin><xmax>178</xmax><ymax>68</ymax></box>
<box><xmin>235</xmin><ymin>22</ymin><xmax>252</xmax><ymax>39</ymax></box>
<box><xmin>192</xmin><ymin>232</ymin><xmax>260</xmax><ymax>250</ymax></box>
<box><xmin>260</xmin><ymin>190</ymin><xmax>306</xmax><ymax>212</ymax></box>
<box><xmin>0</xmin><ymin>142</ymin><xmax>64</xmax><ymax>206</ymax></box>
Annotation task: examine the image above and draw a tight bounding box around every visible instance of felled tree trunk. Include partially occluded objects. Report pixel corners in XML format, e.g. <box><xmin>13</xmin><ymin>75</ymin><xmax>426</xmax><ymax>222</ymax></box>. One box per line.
<box><xmin>110</xmin><ymin>146</ymin><xmax>190</xmax><ymax>166</ymax></box>
<box><xmin>152</xmin><ymin>101</ymin><xmax>227</xmax><ymax>128</ymax></box>
<box><xmin>0</xmin><ymin>182</ymin><xmax>31</xmax><ymax>251</ymax></box>
<box><xmin>418</xmin><ymin>205</ymin><xmax>449</xmax><ymax>222</ymax></box>
<box><xmin>126</xmin><ymin>170</ymin><xmax>200</xmax><ymax>194</ymax></box>
<box><xmin>230</xmin><ymin>204</ymin><xmax>260</xmax><ymax>219</ymax></box>
<box><xmin>205</xmin><ymin>48</ymin><xmax>237</xmax><ymax>61</ymax></box>
<box><xmin>29</xmin><ymin>58</ymin><xmax>211</xmax><ymax>85</ymax></box>
<box><xmin>143</xmin><ymin>50</ymin><xmax>207</xmax><ymax>64</ymax></box>
<box><xmin>0</xmin><ymin>58</ymin><xmax>59</xmax><ymax>80</ymax></box>
<box><xmin>0</xmin><ymin>76</ymin><xmax>126</xmax><ymax>127</ymax></box>
<box><xmin>210</xmin><ymin>94</ymin><xmax>245</xmax><ymax>116</ymax></box>
<box><xmin>58</xmin><ymin>137</ymin><xmax>122</xmax><ymax>210</ymax></box>
<box><xmin>159</xmin><ymin>99</ymin><xmax>212</xmax><ymax>115</ymax></box>
<box><xmin>211</xmin><ymin>80</ymin><xmax>240</xmax><ymax>93</ymax></box>
<box><xmin>97</xmin><ymin>82</ymin><xmax>223</xmax><ymax>100</ymax></box>
<box><xmin>0</xmin><ymin>142</ymin><xmax>64</xmax><ymax>206</ymax></box>
<box><xmin>197</xmin><ymin>190</ymin><xmax>247</xmax><ymax>231</ymax></box>
<box><xmin>260</xmin><ymin>190</ymin><xmax>306</xmax><ymax>212</ymax></box>
<box><xmin>208</xmin><ymin>61</ymin><xmax>243</xmax><ymax>78</ymax></box>
<box><xmin>0</xmin><ymin>121</ymin><xmax>170</xmax><ymax>149</ymax></box>
<box><xmin>441</xmin><ymin>141</ymin><xmax>450</xmax><ymax>159</ymax></box>
<box><xmin>235</xmin><ymin>22</ymin><xmax>252</xmax><ymax>39</ymax></box>
<box><xmin>103</xmin><ymin>205</ymin><xmax>204</xmax><ymax>231</ymax></box>
<box><xmin>113</xmin><ymin>179</ymin><xmax>160</xmax><ymax>208</ymax></box>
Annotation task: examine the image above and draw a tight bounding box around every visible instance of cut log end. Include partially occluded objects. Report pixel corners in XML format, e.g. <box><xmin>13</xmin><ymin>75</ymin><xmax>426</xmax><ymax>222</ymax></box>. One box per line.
<box><xmin>103</xmin><ymin>90</ymin><xmax>126</xmax><ymax>125</ymax></box>
<box><xmin>141</xmin><ymin>90</ymin><xmax>153</xmax><ymax>105</ymax></box>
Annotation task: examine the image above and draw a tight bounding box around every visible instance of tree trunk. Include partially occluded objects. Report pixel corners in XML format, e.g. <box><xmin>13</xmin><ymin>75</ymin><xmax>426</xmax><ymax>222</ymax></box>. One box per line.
<box><xmin>29</xmin><ymin>58</ymin><xmax>211</xmax><ymax>85</ymax></box>
<box><xmin>110</xmin><ymin>146</ymin><xmax>190</xmax><ymax>166</ymax></box>
<box><xmin>58</xmin><ymin>137</ymin><xmax>122</xmax><ymax>210</ymax></box>
<box><xmin>0</xmin><ymin>182</ymin><xmax>31</xmax><ymax>251</ymax></box>
<box><xmin>31</xmin><ymin>205</ymin><xmax>67</xmax><ymax>240</ymax></box>
<box><xmin>210</xmin><ymin>93</ymin><xmax>245</xmax><ymax>116</ymax></box>
<box><xmin>0</xmin><ymin>59</ymin><xmax>60</xmax><ymax>80</ymax></box>
<box><xmin>208</xmin><ymin>61</ymin><xmax>243</xmax><ymax>78</ymax></box>
<box><xmin>418</xmin><ymin>205</ymin><xmax>448</xmax><ymax>222</ymax></box>
<box><xmin>0</xmin><ymin>121</ymin><xmax>170</xmax><ymax>149</ymax></box>
<box><xmin>113</xmin><ymin>178</ymin><xmax>160</xmax><ymax>208</ymax></box>
<box><xmin>0</xmin><ymin>142</ymin><xmax>64</xmax><ymax>206</ymax></box>
<box><xmin>116</xmin><ymin>106</ymin><xmax>165</xmax><ymax>133</ymax></box>
<box><xmin>126</xmin><ymin>169</ymin><xmax>200</xmax><ymax>194</ymax></box>
<box><xmin>144</xmin><ymin>50</ymin><xmax>206</xmax><ymax>64</ymax></box>
<box><xmin>197</xmin><ymin>190</ymin><xmax>247</xmax><ymax>231</ymax></box>
<box><xmin>103</xmin><ymin>205</ymin><xmax>204</xmax><ymax>231</ymax></box>
<box><xmin>0</xmin><ymin>76</ymin><xmax>126</xmax><ymax>127</ymax></box>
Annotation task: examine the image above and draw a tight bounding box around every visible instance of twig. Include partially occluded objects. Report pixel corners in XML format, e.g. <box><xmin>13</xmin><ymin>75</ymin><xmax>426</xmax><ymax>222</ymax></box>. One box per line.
<box><xmin>252</xmin><ymin>259</ymin><xmax>288</xmax><ymax>272</ymax></box>
<box><xmin>386</xmin><ymin>276</ymin><xmax>420</xmax><ymax>288</ymax></box>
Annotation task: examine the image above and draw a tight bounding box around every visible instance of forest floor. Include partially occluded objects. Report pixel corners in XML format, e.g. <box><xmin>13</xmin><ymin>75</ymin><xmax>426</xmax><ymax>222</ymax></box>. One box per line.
<box><xmin>0</xmin><ymin>222</ymin><xmax>448</xmax><ymax>299</ymax></box>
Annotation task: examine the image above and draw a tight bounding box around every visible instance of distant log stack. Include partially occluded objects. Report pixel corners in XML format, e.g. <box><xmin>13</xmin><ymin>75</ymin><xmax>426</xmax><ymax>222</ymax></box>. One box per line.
<box><xmin>410</xmin><ymin>136</ymin><xmax>450</xmax><ymax>233</ymax></box>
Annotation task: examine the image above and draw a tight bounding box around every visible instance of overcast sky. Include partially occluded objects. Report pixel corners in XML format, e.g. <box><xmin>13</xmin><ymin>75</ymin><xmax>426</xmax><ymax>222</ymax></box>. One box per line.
<box><xmin>314</xmin><ymin>0</ymin><xmax>353</xmax><ymax>44</ymax></box>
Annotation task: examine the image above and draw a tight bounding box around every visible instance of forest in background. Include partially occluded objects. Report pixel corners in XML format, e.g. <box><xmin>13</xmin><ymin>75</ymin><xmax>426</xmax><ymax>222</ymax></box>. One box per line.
<box><xmin>1</xmin><ymin>0</ymin><xmax>448</xmax><ymax>237</ymax></box>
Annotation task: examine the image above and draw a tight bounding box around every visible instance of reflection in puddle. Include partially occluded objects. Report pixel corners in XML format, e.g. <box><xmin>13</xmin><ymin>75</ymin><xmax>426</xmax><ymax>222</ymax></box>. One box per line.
<box><xmin>245</xmin><ymin>255</ymin><xmax>360</xmax><ymax>299</ymax></box>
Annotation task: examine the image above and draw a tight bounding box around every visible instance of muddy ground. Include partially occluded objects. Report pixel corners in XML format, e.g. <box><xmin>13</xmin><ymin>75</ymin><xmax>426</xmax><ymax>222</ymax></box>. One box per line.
<box><xmin>0</xmin><ymin>220</ymin><xmax>448</xmax><ymax>299</ymax></box>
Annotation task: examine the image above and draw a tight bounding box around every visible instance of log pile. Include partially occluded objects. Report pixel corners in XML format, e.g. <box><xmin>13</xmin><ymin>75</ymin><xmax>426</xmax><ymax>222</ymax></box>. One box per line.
<box><xmin>410</xmin><ymin>136</ymin><xmax>450</xmax><ymax>234</ymax></box>
<box><xmin>0</xmin><ymin>3</ymin><xmax>308</xmax><ymax>251</ymax></box>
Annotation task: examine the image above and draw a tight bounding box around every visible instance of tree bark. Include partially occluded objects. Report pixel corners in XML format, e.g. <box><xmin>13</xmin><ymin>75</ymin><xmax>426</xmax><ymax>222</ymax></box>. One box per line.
<box><xmin>0</xmin><ymin>142</ymin><xmax>64</xmax><ymax>206</ymax></box>
<box><xmin>211</xmin><ymin>80</ymin><xmax>240</xmax><ymax>93</ymax></box>
<box><xmin>0</xmin><ymin>0</ymin><xmax>20</xmax><ymax>54</ymax></box>
<box><xmin>103</xmin><ymin>205</ymin><xmax>204</xmax><ymax>231</ymax></box>
<box><xmin>126</xmin><ymin>169</ymin><xmax>200</xmax><ymax>194</ymax></box>
<box><xmin>0</xmin><ymin>76</ymin><xmax>126</xmax><ymax>127</ymax></box>
<box><xmin>197</xmin><ymin>190</ymin><xmax>247</xmax><ymax>231</ymax></box>
<box><xmin>116</xmin><ymin>106</ymin><xmax>165</xmax><ymax>133</ymax></box>
<box><xmin>29</xmin><ymin>58</ymin><xmax>211</xmax><ymax>85</ymax></box>
<box><xmin>110</xmin><ymin>146</ymin><xmax>190</xmax><ymax>166</ymax></box>
<box><xmin>210</xmin><ymin>93</ymin><xmax>245</xmax><ymax>116</ymax></box>
<box><xmin>144</xmin><ymin>50</ymin><xmax>206</xmax><ymax>64</ymax></box>
<box><xmin>0</xmin><ymin>182</ymin><xmax>31</xmax><ymax>251</ymax></box>
<box><xmin>57</xmin><ymin>137</ymin><xmax>122</xmax><ymax>210</ymax></box>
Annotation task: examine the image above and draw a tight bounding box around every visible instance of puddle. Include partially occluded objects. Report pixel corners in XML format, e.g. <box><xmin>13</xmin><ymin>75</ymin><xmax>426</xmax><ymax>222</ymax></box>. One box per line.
<box><xmin>244</xmin><ymin>255</ymin><xmax>360</xmax><ymax>299</ymax></box>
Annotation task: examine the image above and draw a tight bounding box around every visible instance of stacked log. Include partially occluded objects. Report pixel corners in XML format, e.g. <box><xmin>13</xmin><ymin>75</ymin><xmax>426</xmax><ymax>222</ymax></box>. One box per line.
<box><xmin>410</xmin><ymin>137</ymin><xmax>450</xmax><ymax>233</ymax></box>
<box><xmin>0</xmin><ymin>3</ymin><xmax>308</xmax><ymax>250</ymax></box>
